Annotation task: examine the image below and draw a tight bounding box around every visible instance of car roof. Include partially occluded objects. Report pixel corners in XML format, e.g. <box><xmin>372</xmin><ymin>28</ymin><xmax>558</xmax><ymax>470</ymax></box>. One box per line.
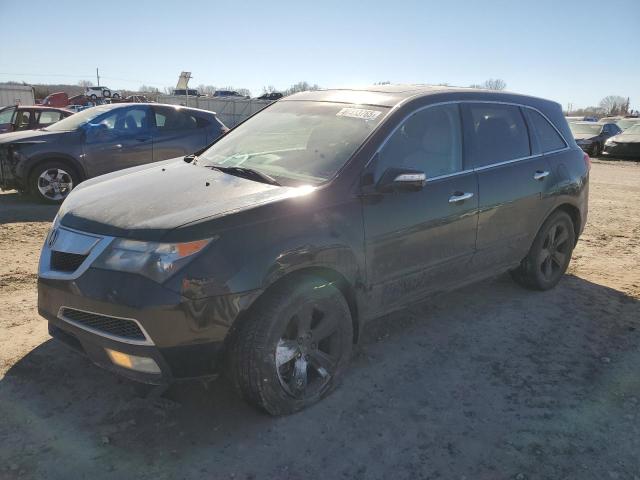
<box><xmin>19</xmin><ymin>105</ymin><xmax>70</xmax><ymax>112</ymax></box>
<box><xmin>282</xmin><ymin>84</ymin><xmax>556</xmax><ymax>108</ymax></box>
<box><xmin>91</xmin><ymin>102</ymin><xmax>217</xmax><ymax>116</ymax></box>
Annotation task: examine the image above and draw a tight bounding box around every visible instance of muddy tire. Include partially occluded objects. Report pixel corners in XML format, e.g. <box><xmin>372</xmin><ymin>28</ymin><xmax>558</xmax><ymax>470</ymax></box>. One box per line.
<box><xmin>225</xmin><ymin>274</ymin><xmax>353</xmax><ymax>415</ymax></box>
<box><xmin>510</xmin><ymin>211</ymin><xmax>575</xmax><ymax>291</ymax></box>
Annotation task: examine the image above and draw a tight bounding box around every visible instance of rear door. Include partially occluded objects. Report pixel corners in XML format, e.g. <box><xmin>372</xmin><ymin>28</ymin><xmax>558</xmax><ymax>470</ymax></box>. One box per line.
<box><xmin>151</xmin><ymin>106</ymin><xmax>207</xmax><ymax>160</ymax></box>
<box><xmin>82</xmin><ymin>105</ymin><xmax>153</xmax><ymax>177</ymax></box>
<box><xmin>462</xmin><ymin>102</ymin><xmax>555</xmax><ymax>271</ymax></box>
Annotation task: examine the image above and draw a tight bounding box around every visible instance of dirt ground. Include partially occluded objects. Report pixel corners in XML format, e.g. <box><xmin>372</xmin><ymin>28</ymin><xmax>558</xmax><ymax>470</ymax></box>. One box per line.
<box><xmin>1</xmin><ymin>160</ymin><xmax>639</xmax><ymax>480</ymax></box>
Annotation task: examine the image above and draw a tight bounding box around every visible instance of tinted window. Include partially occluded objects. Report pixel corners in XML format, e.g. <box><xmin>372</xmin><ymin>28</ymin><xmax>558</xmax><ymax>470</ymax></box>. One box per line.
<box><xmin>466</xmin><ymin>104</ymin><xmax>530</xmax><ymax>166</ymax></box>
<box><xmin>526</xmin><ymin>109</ymin><xmax>566</xmax><ymax>152</ymax></box>
<box><xmin>154</xmin><ymin>108</ymin><xmax>198</xmax><ymax>130</ymax></box>
<box><xmin>376</xmin><ymin>104</ymin><xmax>463</xmax><ymax>179</ymax></box>
<box><xmin>37</xmin><ymin>111</ymin><xmax>63</xmax><ymax>125</ymax></box>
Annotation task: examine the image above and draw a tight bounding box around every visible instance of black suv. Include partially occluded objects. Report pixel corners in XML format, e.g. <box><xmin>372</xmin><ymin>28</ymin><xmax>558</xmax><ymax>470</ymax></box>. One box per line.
<box><xmin>0</xmin><ymin>103</ymin><xmax>227</xmax><ymax>202</ymax></box>
<box><xmin>37</xmin><ymin>85</ymin><xmax>589</xmax><ymax>415</ymax></box>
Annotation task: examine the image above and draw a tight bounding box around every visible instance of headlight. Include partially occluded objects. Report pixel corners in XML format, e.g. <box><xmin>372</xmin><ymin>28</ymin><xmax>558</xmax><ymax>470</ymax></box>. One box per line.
<box><xmin>605</xmin><ymin>138</ymin><xmax>616</xmax><ymax>146</ymax></box>
<box><xmin>93</xmin><ymin>238</ymin><xmax>212</xmax><ymax>283</ymax></box>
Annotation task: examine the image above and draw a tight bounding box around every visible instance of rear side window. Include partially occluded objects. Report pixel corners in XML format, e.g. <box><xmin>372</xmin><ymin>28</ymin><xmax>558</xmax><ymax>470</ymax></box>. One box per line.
<box><xmin>525</xmin><ymin>109</ymin><xmax>566</xmax><ymax>153</ymax></box>
<box><xmin>377</xmin><ymin>104</ymin><xmax>463</xmax><ymax>179</ymax></box>
<box><xmin>37</xmin><ymin>111</ymin><xmax>63</xmax><ymax>125</ymax></box>
<box><xmin>465</xmin><ymin>103</ymin><xmax>530</xmax><ymax>167</ymax></box>
<box><xmin>154</xmin><ymin>108</ymin><xmax>198</xmax><ymax>130</ymax></box>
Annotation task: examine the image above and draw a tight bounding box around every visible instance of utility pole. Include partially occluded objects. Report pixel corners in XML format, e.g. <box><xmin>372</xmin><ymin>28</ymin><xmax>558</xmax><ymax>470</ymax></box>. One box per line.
<box><xmin>96</xmin><ymin>68</ymin><xmax>100</xmax><ymax>87</ymax></box>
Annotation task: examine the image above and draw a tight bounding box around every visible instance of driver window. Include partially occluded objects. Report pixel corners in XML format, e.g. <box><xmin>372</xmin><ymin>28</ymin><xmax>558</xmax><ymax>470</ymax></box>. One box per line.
<box><xmin>376</xmin><ymin>104</ymin><xmax>462</xmax><ymax>180</ymax></box>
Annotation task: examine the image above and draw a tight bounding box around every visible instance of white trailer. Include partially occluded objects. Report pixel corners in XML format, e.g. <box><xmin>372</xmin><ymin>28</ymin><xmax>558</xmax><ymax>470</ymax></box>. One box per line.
<box><xmin>0</xmin><ymin>84</ymin><xmax>36</xmax><ymax>107</ymax></box>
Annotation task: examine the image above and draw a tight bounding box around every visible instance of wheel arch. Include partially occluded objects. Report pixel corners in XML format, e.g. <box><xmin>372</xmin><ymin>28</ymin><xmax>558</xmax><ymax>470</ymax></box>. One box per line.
<box><xmin>26</xmin><ymin>154</ymin><xmax>87</xmax><ymax>184</ymax></box>
<box><xmin>237</xmin><ymin>266</ymin><xmax>361</xmax><ymax>345</ymax></box>
<box><xmin>553</xmin><ymin>203</ymin><xmax>582</xmax><ymax>245</ymax></box>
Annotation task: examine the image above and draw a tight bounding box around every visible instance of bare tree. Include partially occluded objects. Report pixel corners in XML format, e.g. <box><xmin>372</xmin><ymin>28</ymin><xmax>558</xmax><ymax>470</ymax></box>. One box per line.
<box><xmin>283</xmin><ymin>81</ymin><xmax>320</xmax><ymax>96</ymax></box>
<box><xmin>374</xmin><ymin>81</ymin><xmax>391</xmax><ymax>85</ymax></box>
<box><xmin>197</xmin><ymin>84</ymin><xmax>217</xmax><ymax>96</ymax></box>
<box><xmin>139</xmin><ymin>85</ymin><xmax>159</xmax><ymax>93</ymax></box>
<box><xmin>78</xmin><ymin>80</ymin><xmax>94</xmax><ymax>87</ymax></box>
<box><xmin>482</xmin><ymin>78</ymin><xmax>507</xmax><ymax>90</ymax></box>
<box><xmin>262</xmin><ymin>85</ymin><xmax>278</xmax><ymax>94</ymax></box>
<box><xmin>599</xmin><ymin>95</ymin><xmax>629</xmax><ymax>115</ymax></box>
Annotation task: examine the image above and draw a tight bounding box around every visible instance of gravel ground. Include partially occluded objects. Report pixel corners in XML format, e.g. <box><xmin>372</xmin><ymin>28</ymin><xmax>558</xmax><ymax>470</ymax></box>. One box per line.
<box><xmin>0</xmin><ymin>160</ymin><xmax>639</xmax><ymax>480</ymax></box>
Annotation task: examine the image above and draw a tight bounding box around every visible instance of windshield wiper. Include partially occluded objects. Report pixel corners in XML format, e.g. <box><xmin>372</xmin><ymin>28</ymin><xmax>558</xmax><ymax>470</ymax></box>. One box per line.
<box><xmin>209</xmin><ymin>165</ymin><xmax>281</xmax><ymax>186</ymax></box>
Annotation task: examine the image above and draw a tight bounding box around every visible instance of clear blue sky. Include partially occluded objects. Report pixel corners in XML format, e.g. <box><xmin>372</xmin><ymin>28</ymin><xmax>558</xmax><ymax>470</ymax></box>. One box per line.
<box><xmin>1</xmin><ymin>0</ymin><xmax>638</xmax><ymax>110</ymax></box>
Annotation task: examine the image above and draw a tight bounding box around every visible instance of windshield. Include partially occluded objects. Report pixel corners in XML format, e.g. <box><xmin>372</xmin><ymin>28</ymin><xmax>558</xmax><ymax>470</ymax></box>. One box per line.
<box><xmin>617</xmin><ymin>118</ymin><xmax>640</xmax><ymax>130</ymax></box>
<box><xmin>570</xmin><ymin>123</ymin><xmax>602</xmax><ymax>135</ymax></box>
<box><xmin>622</xmin><ymin>124</ymin><xmax>640</xmax><ymax>135</ymax></box>
<box><xmin>44</xmin><ymin>105</ymin><xmax>114</xmax><ymax>131</ymax></box>
<box><xmin>197</xmin><ymin>101</ymin><xmax>389</xmax><ymax>186</ymax></box>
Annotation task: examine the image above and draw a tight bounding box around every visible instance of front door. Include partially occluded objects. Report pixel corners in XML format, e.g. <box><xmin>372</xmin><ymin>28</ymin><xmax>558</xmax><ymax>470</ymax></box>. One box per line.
<box><xmin>82</xmin><ymin>106</ymin><xmax>153</xmax><ymax>177</ymax></box>
<box><xmin>361</xmin><ymin>103</ymin><xmax>478</xmax><ymax>315</ymax></box>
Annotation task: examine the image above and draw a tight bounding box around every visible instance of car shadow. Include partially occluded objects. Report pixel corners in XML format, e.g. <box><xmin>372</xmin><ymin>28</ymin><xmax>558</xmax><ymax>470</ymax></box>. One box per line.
<box><xmin>1</xmin><ymin>274</ymin><xmax>639</xmax><ymax>479</ymax></box>
<box><xmin>0</xmin><ymin>191</ymin><xmax>59</xmax><ymax>224</ymax></box>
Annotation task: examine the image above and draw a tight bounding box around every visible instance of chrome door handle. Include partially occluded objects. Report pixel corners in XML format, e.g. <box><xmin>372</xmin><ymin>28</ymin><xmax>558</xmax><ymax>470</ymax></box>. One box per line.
<box><xmin>533</xmin><ymin>170</ymin><xmax>550</xmax><ymax>181</ymax></box>
<box><xmin>449</xmin><ymin>192</ymin><xmax>474</xmax><ymax>204</ymax></box>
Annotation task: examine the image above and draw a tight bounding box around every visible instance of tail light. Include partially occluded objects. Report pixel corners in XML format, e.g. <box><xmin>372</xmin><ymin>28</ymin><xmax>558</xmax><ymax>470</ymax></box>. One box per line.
<box><xmin>583</xmin><ymin>151</ymin><xmax>591</xmax><ymax>171</ymax></box>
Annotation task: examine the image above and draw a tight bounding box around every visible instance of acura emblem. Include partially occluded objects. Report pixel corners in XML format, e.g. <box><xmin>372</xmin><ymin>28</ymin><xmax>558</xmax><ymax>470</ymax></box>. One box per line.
<box><xmin>48</xmin><ymin>228</ymin><xmax>59</xmax><ymax>247</ymax></box>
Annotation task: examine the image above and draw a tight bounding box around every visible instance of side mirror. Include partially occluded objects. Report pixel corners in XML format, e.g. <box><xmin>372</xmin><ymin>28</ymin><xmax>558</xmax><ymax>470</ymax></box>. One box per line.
<box><xmin>376</xmin><ymin>167</ymin><xmax>426</xmax><ymax>193</ymax></box>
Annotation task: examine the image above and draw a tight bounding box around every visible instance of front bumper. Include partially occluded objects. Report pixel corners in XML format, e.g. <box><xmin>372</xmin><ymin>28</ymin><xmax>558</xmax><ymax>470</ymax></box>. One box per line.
<box><xmin>38</xmin><ymin>272</ymin><xmax>252</xmax><ymax>384</ymax></box>
<box><xmin>602</xmin><ymin>143</ymin><xmax>640</xmax><ymax>159</ymax></box>
<box><xmin>37</xmin><ymin>224</ymin><xmax>260</xmax><ymax>384</ymax></box>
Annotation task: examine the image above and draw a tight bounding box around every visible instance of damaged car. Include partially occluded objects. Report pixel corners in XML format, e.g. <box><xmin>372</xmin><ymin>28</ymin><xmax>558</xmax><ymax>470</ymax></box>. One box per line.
<box><xmin>37</xmin><ymin>85</ymin><xmax>589</xmax><ymax>415</ymax></box>
<box><xmin>0</xmin><ymin>103</ymin><xmax>227</xmax><ymax>203</ymax></box>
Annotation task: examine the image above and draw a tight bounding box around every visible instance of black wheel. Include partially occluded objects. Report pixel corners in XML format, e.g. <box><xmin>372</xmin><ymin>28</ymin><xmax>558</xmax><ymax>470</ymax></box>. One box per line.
<box><xmin>510</xmin><ymin>211</ymin><xmax>575</xmax><ymax>290</ymax></box>
<box><xmin>103</xmin><ymin>89</ymin><xmax>111</xmax><ymax>98</ymax></box>
<box><xmin>226</xmin><ymin>274</ymin><xmax>353</xmax><ymax>415</ymax></box>
<box><xmin>90</xmin><ymin>94</ymin><xmax>97</xmax><ymax>101</ymax></box>
<box><xmin>591</xmin><ymin>142</ymin><xmax>601</xmax><ymax>157</ymax></box>
<box><xmin>112</xmin><ymin>93</ymin><xmax>120</xmax><ymax>99</ymax></box>
<box><xmin>29</xmin><ymin>161</ymin><xmax>79</xmax><ymax>204</ymax></box>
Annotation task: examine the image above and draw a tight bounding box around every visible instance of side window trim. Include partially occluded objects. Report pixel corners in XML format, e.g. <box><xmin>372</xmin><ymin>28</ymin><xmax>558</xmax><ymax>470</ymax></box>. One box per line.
<box><xmin>367</xmin><ymin>100</ymin><xmax>570</xmax><ymax>179</ymax></box>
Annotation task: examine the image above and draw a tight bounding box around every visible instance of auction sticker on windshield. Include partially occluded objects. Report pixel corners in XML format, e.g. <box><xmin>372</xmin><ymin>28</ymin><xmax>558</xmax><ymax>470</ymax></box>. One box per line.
<box><xmin>336</xmin><ymin>107</ymin><xmax>382</xmax><ymax>120</ymax></box>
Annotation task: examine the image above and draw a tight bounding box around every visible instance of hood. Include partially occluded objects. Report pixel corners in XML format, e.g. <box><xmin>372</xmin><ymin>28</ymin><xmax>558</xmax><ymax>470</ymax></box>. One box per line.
<box><xmin>572</xmin><ymin>133</ymin><xmax>598</xmax><ymax>141</ymax></box>
<box><xmin>615</xmin><ymin>134</ymin><xmax>640</xmax><ymax>144</ymax></box>
<box><xmin>59</xmin><ymin>159</ymin><xmax>303</xmax><ymax>240</ymax></box>
<box><xmin>0</xmin><ymin>128</ymin><xmax>68</xmax><ymax>144</ymax></box>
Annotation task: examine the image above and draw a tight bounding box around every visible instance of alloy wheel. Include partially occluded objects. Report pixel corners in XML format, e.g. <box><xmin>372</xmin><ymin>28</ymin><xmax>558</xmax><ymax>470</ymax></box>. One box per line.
<box><xmin>539</xmin><ymin>222</ymin><xmax>570</xmax><ymax>281</ymax></box>
<box><xmin>275</xmin><ymin>302</ymin><xmax>341</xmax><ymax>399</ymax></box>
<box><xmin>37</xmin><ymin>168</ymin><xmax>73</xmax><ymax>201</ymax></box>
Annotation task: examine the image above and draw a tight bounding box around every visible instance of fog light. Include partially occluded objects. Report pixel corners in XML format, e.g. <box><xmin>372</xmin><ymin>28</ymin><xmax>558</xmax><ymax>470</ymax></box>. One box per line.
<box><xmin>105</xmin><ymin>348</ymin><xmax>161</xmax><ymax>374</ymax></box>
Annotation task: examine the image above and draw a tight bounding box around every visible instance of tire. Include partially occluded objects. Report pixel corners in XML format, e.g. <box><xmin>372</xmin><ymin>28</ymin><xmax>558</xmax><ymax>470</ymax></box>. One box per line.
<box><xmin>591</xmin><ymin>142</ymin><xmax>601</xmax><ymax>157</ymax></box>
<box><xmin>102</xmin><ymin>89</ymin><xmax>111</xmax><ymax>98</ymax></box>
<box><xmin>112</xmin><ymin>93</ymin><xmax>120</xmax><ymax>99</ymax></box>
<box><xmin>29</xmin><ymin>161</ymin><xmax>79</xmax><ymax>204</ymax></box>
<box><xmin>226</xmin><ymin>274</ymin><xmax>353</xmax><ymax>415</ymax></box>
<box><xmin>90</xmin><ymin>94</ymin><xmax>97</xmax><ymax>101</ymax></box>
<box><xmin>510</xmin><ymin>211</ymin><xmax>575</xmax><ymax>290</ymax></box>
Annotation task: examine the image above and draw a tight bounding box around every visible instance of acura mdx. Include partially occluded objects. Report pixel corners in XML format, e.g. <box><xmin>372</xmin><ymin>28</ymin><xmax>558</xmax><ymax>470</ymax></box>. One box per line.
<box><xmin>37</xmin><ymin>85</ymin><xmax>589</xmax><ymax>415</ymax></box>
